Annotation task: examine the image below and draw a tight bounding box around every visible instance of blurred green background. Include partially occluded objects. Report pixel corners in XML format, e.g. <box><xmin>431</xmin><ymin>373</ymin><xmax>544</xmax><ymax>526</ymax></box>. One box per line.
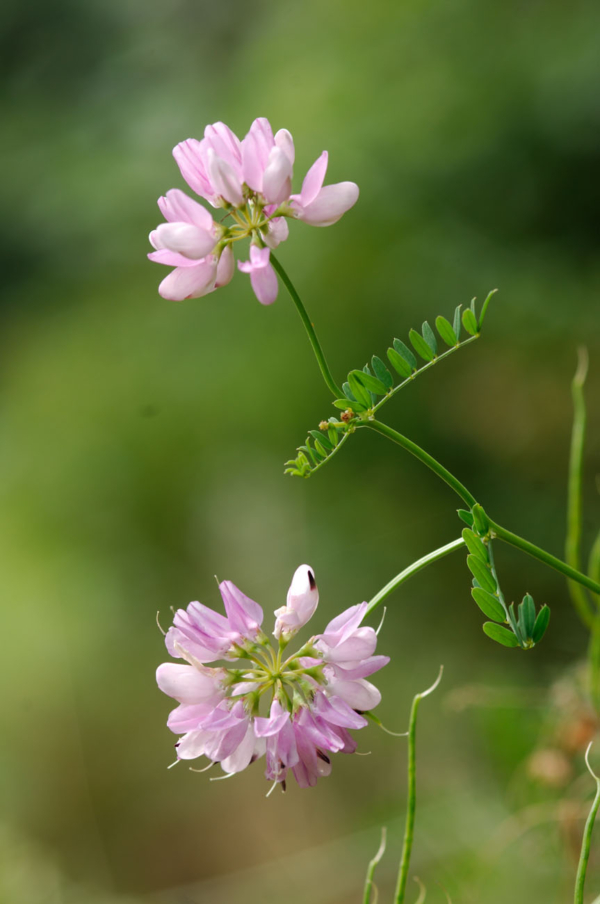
<box><xmin>1</xmin><ymin>0</ymin><xmax>600</xmax><ymax>901</ymax></box>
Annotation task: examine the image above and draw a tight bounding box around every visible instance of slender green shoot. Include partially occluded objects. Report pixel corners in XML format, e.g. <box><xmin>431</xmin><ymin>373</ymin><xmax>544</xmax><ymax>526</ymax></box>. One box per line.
<box><xmin>395</xmin><ymin>666</ymin><xmax>444</xmax><ymax>904</ymax></box>
<box><xmin>574</xmin><ymin>743</ymin><xmax>600</xmax><ymax>904</ymax></box>
<box><xmin>363</xmin><ymin>827</ymin><xmax>387</xmax><ymax>904</ymax></box>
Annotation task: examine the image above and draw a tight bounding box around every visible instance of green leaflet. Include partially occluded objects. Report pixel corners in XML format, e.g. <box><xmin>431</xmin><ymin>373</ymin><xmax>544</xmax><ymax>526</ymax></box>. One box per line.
<box><xmin>409</xmin><ymin>328</ymin><xmax>435</xmax><ymax>362</ymax></box>
<box><xmin>371</xmin><ymin>355</ymin><xmax>394</xmax><ymax>388</ymax></box>
<box><xmin>310</xmin><ymin>430</ymin><xmax>334</xmax><ymax>450</ymax></box>
<box><xmin>393</xmin><ymin>338</ymin><xmax>417</xmax><ymax>370</ymax></box>
<box><xmin>457</xmin><ymin>508</ymin><xmax>474</xmax><ymax>527</ymax></box>
<box><xmin>520</xmin><ymin>593</ymin><xmax>536</xmax><ymax>638</ymax></box>
<box><xmin>531</xmin><ymin>605</ymin><xmax>551</xmax><ymax>643</ymax></box>
<box><xmin>453</xmin><ymin>304</ymin><xmax>462</xmax><ymax>341</ymax></box>
<box><xmin>348</xmin><ymin>372</ymin><xmax>372</xmax><ymax>408</ymax></box>
<box><xmin>350</xmin><ymin>369</ymin><xmax>388</xmax><ymax>396</ymax></box>
<box><xmin>387</xmin><ymin>347</ymin><xmax>413</xmax><ymax>378</ymax></box>
<box><xmin>483</xmin><ymin>622</ymin><xmax>520</xmax><ymax>648</ymax></box>
<box><xmin>435</xmin><ymin>315</ymin><xmax>457</xmax><ymax>347</ymax></box>
<box><xmin>421</xmin><ymin>321</ymin><xmax>437</xmax><ymax>355</ymax></box>
<box><xmin>462</xmin><ymin>528</ymin><xmax>488</xmax><ymax>562</ymax></box>
<box><xmin>472</xmin><ymin>588</ymin><xmax>505</xmax><ymax>622</ymax></box>
<box><xmin>467</xmin><ymin>554</ymin><xmax>497</xmax><ymax>593</ymax></box>
<box><xmin>462</xmin><ymin>308</ymin><xmax>479</xmax><ymax>336</ymax></box>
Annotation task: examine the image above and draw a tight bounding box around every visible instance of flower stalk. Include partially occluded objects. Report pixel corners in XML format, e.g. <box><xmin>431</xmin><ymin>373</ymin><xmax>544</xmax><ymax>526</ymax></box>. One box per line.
<box><xmin>394</xmin><ymin>668</ymin><xmax>443</xmax><ymax>904</ymax></box>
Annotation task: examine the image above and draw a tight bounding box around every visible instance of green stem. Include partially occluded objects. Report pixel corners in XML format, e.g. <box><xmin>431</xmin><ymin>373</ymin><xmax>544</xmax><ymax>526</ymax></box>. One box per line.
<box><xmin>394</xmin><ymin>668</ymin><xmax>443</xmax><ymax>904</ymax></box>
<box><xmin>574</xmin><ymin>744</ymin><xmax>600</xmax><ymax>904</ymax></box>
<box><xmin>270</xmin><ymin>253</ymin><xmax>343</xmax><ymax>398</ymax></box>
<box><xmin>363</xmin><ymin>420</ymin><xmax>477</xmax><ymax>508</ymax></box>
<box><xmin>366</xmin><ymin>538</ymin><xmax>465</xmax><ymax>617</ymax></box>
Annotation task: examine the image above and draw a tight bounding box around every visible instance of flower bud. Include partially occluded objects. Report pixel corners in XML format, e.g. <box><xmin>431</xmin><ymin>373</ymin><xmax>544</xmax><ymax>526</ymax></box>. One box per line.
<box><xmin>274</xmin><ymin>565</ymin><xmax>319</xmax><ymax>640</ymax></box>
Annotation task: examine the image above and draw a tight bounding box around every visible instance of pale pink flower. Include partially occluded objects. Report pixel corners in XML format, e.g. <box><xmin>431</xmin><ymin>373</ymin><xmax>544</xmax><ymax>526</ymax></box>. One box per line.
<box><xmin>157</xmin><ymin>565</ymin><xmax>388</xmax><ymax>791</ymax></box>
<box><xmin>149</xmin><ymin>118</ymin><xmax>359</xmax><ymax>303</ymax></box>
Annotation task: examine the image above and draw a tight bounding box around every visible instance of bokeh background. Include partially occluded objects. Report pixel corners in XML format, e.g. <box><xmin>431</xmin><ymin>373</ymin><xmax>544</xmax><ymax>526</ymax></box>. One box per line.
<box><xmin>2</xmin><ymin>0</ymin><xmax>600</xmax><ymax>901</ymax></box>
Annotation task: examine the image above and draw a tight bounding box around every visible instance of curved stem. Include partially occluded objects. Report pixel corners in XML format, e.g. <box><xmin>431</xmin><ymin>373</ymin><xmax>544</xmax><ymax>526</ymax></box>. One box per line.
<box><xmin>363</xmin><ymin>828</ymin><xmax>387</xmax><ymax>904</ymax></box>
<box><xmin>363</xmin><ymin>420</ymin><xmax>477</xmax><ymax>508</ymax></box>
<box><xmin>394</xmin><ymin>668</ymin><xmax>443</xmax><ymax>904</ymax></box>
<box><xmin>574</xmin><ymin>744</ymin><xmax>600</xmax><ymax>904</ymax></box>
<box><xmin>489</xmin><ymin>518</ymin><xmax>600</xmax><ymax>605</ymax></box>
<box><xmin>366</xmin><ymin>538</ymin><xmax>465</xmax><ymax>617</ymax></box>
<box><xmin>270</xmin><ymin>253</ymin><xmax>343</xmax><ymax>398</ymax></box>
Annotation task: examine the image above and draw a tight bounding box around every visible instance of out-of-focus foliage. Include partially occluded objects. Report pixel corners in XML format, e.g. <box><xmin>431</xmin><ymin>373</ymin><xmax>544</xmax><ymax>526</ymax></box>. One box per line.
<box><xmin>1</xmin><ymin>0</ymin><xmax>600</xmax><ymax>901</ymax></box>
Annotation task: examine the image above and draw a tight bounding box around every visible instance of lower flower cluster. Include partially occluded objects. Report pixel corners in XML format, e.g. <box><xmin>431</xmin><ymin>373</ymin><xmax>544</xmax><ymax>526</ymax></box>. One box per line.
<box><xmin>157</xmin><ymin>566</ymin><xmax>389</xmax><ymax>789</ymax></box>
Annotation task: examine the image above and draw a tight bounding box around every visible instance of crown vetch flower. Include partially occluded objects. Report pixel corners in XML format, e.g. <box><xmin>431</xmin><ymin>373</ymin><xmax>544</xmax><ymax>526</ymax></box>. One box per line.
<box><xmin>149</xmin><ymin>118</ymin><xmax>359</xmax><ymax>303</ymax></box>
<box><xmin>156</xmin><ymin>566</ymin><xmax>388</xmax><ymax>790</ymax></box>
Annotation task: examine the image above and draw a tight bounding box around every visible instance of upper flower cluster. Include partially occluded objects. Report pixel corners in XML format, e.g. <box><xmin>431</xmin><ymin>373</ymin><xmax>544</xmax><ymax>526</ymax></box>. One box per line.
<box><xmin>148</xmin><ymin>119</ymin><xmax>359</xmax><ymax>304</ymax></box>
<box><xmin>157</xmin><ymin>565</ymin><xmax>388</xmax><ymax>790</ymax></box>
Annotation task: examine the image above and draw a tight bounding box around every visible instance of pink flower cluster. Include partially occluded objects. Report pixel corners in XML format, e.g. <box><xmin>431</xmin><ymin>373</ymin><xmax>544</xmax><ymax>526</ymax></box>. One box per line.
<box><xmin>148</xmin><ymin>119</ymin><xmax>359</xmax><ymax>305</ymax></box>
<box><xmin>157</xmin><ymin>565</ymin><xmax>388</xmax><ymax>790</ymax></box>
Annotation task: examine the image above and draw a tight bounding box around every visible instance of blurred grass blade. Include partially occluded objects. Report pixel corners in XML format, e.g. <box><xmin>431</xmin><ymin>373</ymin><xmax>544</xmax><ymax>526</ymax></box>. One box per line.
<box><xmin>565</xmin><ymin>347</ymin><xmax>595</xmax><ymax>628</ymax></box>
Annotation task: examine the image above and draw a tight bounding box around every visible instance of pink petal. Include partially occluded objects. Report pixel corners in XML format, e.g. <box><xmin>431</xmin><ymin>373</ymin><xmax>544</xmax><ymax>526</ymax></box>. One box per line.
<box><xmin>331</xmin><ymin>655</ymin><xmax>390</xmax><ymax>680</ymax></box>
<box><xmin>167</xmin><ymin>702</ymin><xmax>215</xmax><ymax>733</ymax></box>
<box><xmin>241</xmin><ymin>117</ymin><xmax>274</xmax><ymax>191</ymax></box>
<box><xmin>219</xmin><ymin>580</ymin><xmax>264</xmax><ymax>637</ymax></box>
<box><xmin>172</xmin><ymin>140</ymin><xmax>215</xmax><ymax>202</ymax></box>
<box><xmin>220</xmin><ymin>723</ymin><xmax>257</xmax><ymax>774</ymax></box>
<box><xmin>156</xmin><ymin>663</ymin><xmax>222</xmax><ymax>704</ymax></box>
<box><xmin>204</xmin><ymin>122</ymin><xmax>242</xmax><ymax>174</ymax></box>
<box><xmin>206</xmin><ymin>150</ymin><xmax>244</xmax><ymax>207</ymax></box>
<box><xmin>165</xmin><ymin>626</ymin><xmax>222</xmax><ymax>663</ymax></box>
<box><xmin>250</xmin><ymin>245</ymin><xmax>270</xmax><ymax>267</ymax></box>
<box><xmin>148</xmin><ymin>248</ymin><xmax>202</xmax><ymax>268</ymax></box>
<box><xmin>254</xmin><ymin>710</ymin><xmax>290</xmax><ymax>738</ymax></box>
<box><xmin>300</xmin><ymin>151</ymin><xmax>328</xmax><ymax>206</ymax></box>
<box><xmin>158</xmin><ymin>189</ymin><xmax>214</xmax><ymax>231</ymax></box>
<box><xmin>176</xmin><ymin>729</ymin><xmax>211</xmax><ymax>760</ymax></box>
<box><xmin>320</xmin><ymin>602</ymin><xmax>368</xmax><ymax>646</ymax></box>
<box><xmin>320</xmin><ymin>627</ymin><xmax>377</xmax><ymax>663</ymax></box>
<box><xmin>262</xmin><ymin>147</ymin><xmax>293</xmax><ymax>205</ymax></box>
<box><xmin>328</xmin><ymin>678</ymin><xmax>381</xmax><ymax>711</ymax></box>
<box><xmin>250</xmin><ymin>261</ymin><xmax>278</xmax><ymax>305</ymax></box>
<box><xmin>158</xmin><ymin>258</ymin><xmax>217</xmax><ymax>301</ymax></box>
<box><xmin>274</xmin><ymin>128</ymin><xmax>295</xmax><ymax>164</ymax></box>
<box><xmin>298</xmin><ymin>182</ymin><xmax>359</xmax><ymax>227</ymax></box>
<box><xmin>215</xmin><ymin>245</ymin><xmax>234</xmax><ymax>287</ymax></box>
<box><xmin>314</xmin><ymin>693</ymin><xmax>368</xmax><ymax>729</ymax></box>
<box><xmin>151</xmin><ymin>222</ymin><xmax>215</xmax><ymax>259</ymax></box>
<box><xmin>264</xmin><ymin>216</ymin><xmax>289</xmax><ymax>249</ymax></box>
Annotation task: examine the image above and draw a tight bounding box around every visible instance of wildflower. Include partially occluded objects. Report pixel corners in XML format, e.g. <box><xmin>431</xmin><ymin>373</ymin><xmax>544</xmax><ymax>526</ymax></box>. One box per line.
<box><xmin>157</xmin><ymin>566</ymin><xmax>388</xmax><ymax>789</ymax></box>
<box><xmin>149</xmin><ymin>118</ymin><xmax>359</xmax><ymax>303</ymax></box>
